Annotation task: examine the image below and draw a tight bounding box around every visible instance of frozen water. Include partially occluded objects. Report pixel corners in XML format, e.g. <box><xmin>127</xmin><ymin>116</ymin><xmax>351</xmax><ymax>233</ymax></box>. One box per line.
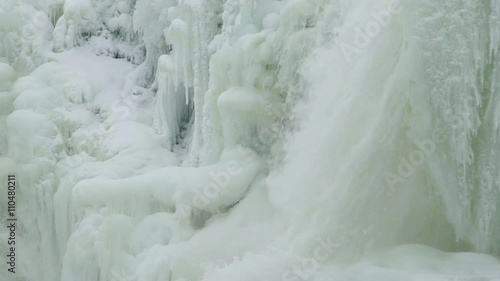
<box><xmin>1</xmin><ymin>0</ymin><xmax>500</xmax><ymax>281</ymax></box>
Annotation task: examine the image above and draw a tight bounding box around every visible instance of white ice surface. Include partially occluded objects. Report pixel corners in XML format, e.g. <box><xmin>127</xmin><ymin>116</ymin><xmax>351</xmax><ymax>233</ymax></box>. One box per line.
<box><xmin>1</xmin><ymin>1</ymin><xmax>500</xmax><ymax>281</ymax></box>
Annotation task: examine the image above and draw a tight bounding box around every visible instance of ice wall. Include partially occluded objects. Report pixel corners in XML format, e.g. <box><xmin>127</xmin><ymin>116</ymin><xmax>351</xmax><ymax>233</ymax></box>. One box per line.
<box><xmin>411</xmin><ymin>1</ymin><xmax>500</xmax><ymax>253</ymax></box>
<box><xmin>1</xmin><ymin>0</ymin><xmax>500</xmax><ymax>281</ymax></box>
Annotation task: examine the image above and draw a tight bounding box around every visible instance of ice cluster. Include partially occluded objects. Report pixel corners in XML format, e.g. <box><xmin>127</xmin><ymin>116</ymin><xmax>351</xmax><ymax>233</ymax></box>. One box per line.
<box><xmin>1</xmin><ymin>0</ymin><xmax>500</xmax><ymax>281</ymax></box>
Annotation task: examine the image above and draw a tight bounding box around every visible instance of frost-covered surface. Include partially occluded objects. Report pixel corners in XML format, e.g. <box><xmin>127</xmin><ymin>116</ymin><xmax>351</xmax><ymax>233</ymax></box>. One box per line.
<box><xmin>1</xmin><ymin>0</ymin><xmax>500</xmax><ymax>281</ymax></box>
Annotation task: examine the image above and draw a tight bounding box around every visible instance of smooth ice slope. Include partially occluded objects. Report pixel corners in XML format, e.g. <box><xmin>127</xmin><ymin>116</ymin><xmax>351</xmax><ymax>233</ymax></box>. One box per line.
<box><xmin>1</xmin><ymin>0</ymin><xmax>500</xmax><ymax>281</ymax></box>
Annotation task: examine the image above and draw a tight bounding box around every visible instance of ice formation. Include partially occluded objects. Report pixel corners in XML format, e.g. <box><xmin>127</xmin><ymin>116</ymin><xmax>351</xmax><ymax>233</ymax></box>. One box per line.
<box><xmin>1</xmin><ymin>0</ymin><xmax>500</xmax><ymax>281</ymax></box>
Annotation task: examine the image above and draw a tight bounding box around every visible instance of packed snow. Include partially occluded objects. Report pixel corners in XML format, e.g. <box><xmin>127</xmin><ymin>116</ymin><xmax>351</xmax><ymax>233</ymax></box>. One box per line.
<box><xmin>1</xmin><ymin>0</ymin><xmax>500</xmax><ymax>281</ymax></box>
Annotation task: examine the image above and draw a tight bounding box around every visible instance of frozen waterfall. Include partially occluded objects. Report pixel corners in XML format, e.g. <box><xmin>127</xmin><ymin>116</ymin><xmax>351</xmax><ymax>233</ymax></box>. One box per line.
<box><xmin>1</xmin><ymin>0</ymin><xmax>500</xmax><ymax>281</ymax></box>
